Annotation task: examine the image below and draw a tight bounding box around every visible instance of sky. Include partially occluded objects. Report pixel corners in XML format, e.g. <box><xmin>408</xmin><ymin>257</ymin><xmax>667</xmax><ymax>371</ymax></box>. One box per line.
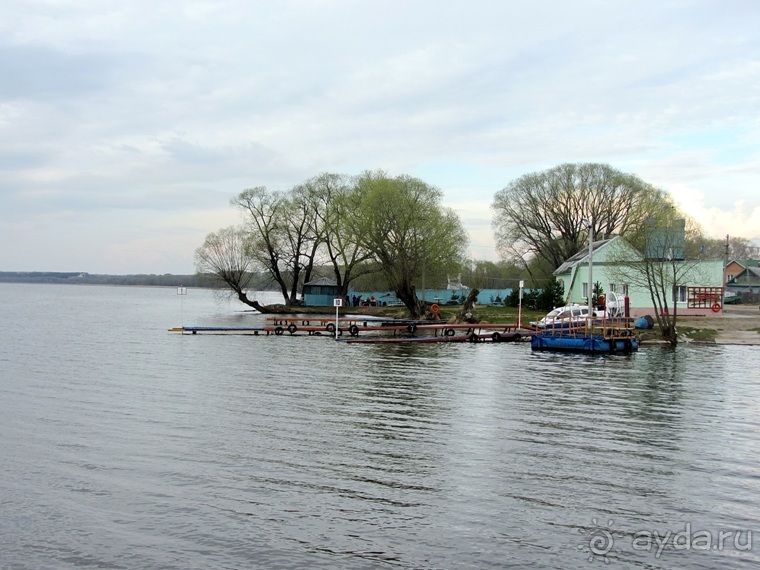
<box><xmin>1</xmin><ymin>0</ymin><xmax>758</xmax><ymax>274</ymax></box>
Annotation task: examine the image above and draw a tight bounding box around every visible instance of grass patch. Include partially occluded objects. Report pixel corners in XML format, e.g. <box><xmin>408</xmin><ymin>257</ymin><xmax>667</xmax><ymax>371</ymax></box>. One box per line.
<box><xmin>678</xmin><ymin>326</ymin><xmax>718</xmax><ymax>342</ymax></box>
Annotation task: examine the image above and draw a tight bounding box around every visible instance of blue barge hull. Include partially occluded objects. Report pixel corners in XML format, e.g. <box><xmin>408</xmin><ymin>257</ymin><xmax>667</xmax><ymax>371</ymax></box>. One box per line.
<box><xmin>531</xmin><ymin>333</ymin><xmax>638</xmax><ymax>354</ymax></box>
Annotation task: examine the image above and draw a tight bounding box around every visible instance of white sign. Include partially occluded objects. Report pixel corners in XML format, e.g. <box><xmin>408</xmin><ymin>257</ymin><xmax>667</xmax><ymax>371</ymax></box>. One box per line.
<box><xmin>177</xmin><ymin>287</ymin><xmax>187</xmax><ymax>295</ymax></box>
<box><xmin>333</xmin><ymin>298</ymin><xmax>343</xmax><ymax>307</ymax></box>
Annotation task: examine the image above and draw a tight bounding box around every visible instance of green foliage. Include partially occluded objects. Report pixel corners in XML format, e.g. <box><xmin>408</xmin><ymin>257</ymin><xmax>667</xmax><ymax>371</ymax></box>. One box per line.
<box><xmin>344</xmin><ymin>170</ymin><xmax>468</xmax><ymax>317</ymax></box>
<box><xmin>536</xmin><ymin>277</ymin><xmax>565</xmax><ymax>312</ymax></box>
<box><xmin>504</xmin><ymin>279</ymin><xmax>563</xmax><ymax>311</ymax></box>
<box><xmin>592</xmin><ymin>281</ymin><xmax>604</xmax><ymax>307</ymax></box>
<box><xmin>505</xmin><ymin>289</ymin><xmax>519</xmax><ymax>307</ymax></box>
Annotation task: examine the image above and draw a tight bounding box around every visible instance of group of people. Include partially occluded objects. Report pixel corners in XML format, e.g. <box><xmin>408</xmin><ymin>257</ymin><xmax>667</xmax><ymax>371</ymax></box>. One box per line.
<box><xmin>349</xmin><ymin>294</ymin><xmax>378</xmax><ymax>307</ymax></box>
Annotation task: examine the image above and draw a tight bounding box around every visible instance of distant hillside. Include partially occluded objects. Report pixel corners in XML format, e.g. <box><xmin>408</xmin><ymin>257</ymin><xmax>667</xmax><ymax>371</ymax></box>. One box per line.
<box><xmin>0</xmin><ymin>271</ymin><xmax>217</xmax><ymax>287</ymax></box>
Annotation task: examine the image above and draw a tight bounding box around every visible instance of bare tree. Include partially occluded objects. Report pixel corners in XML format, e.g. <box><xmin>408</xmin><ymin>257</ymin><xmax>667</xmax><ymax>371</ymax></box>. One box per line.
<box><xmin>696</xmin><ymin>235</ymin><xmax>760</xmax><ymax>259</ymax></box>
<box><xmin>231</xmin><ymin>186</ymin><xmax>321</xmax><ymax>306</ymax></box>
<box><xmin>610</xmin><ymin>217</ymin><xmax>710</xmax><ymax>346</ymax></box>
<box><xmin>492</xmin><ymin>163</ymin><xmax>669</xmax><ymax>273</ymax></box>
<box><xmin>194</xmin><ymin>226</ymin><xmax>270</xmax><ymax>312</ymax></box>
<box><xmin>297</xmin><ymin>173</ymin><xmax>375</xmax><ymax>298</ymax></box>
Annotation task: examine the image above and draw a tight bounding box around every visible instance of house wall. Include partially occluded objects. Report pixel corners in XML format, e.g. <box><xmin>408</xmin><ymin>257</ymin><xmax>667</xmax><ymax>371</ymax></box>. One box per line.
<box><xmin>344</xmin><ymin>288</ymin><xmax>521</xmax><ymax>307</ymax></box>
<box><xmin>727</xmin><ymin>269</ymin><xmax>760</xmax><ymax>294</ymax></box>
<box><xmin>303</xmin><ymin>284</ymin><xmax>341</xmax><ymax>306</ymax></box>
<box><xmin>557</xmin><ymin>259</ymin><xmax>725</xmax><ymax>317</ymax></box>
<box><xmin>725</xmin><ymin>261</ymin><xmax>745</xmax><ymax>285</ymax></box>
<box><xmin>304</xmin><ymin>293</ymin><xmax>341</xmax><ymax>306</ymax></box>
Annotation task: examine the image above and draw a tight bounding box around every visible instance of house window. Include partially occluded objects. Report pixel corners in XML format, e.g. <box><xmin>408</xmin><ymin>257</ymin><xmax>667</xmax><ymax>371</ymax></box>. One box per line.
<box><xmin>582</xmin><ymin>282</ymin><xmax>588</xmax><ymax>299</ymax></box>
<box><xmin>726</xmin><ymin>273</ymin><xmax>734</xmax><ymax>283</ymax></box>
<box><xmin>609</xmin><ymin>283</ymin><xmax>616</xmax><ymax>293</ymax></box>
<box><xmin>674</xmin><ymin>285</ymin><xmax>688</xmax><ymax>303</ymax></box>
<box><xmin>621</xmin><ymin>284</ymin><xmax>628</xmax><ymax>296</ymax></box>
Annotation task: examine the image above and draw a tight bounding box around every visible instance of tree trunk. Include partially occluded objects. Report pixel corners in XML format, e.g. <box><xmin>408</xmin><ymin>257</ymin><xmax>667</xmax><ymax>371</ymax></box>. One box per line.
<box><xmin>395</xmin><ymin>283</ymin><xmax>422</xmax><ymax>319</ymax></box>
<box><xmin>456</xmin><ymin>289</ymin><xmax>480</xmax><ymax>323</ymax></box>
<box><xmin>235</xmin><ymin>289</ymin><xmax>272</xmax><ymax>313</ymax></box>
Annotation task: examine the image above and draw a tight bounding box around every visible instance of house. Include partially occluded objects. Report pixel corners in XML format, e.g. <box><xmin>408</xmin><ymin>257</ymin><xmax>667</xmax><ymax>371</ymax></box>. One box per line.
<box><xmin>724</xmin><ymin>259</ymin><xmax>760</xmax><ymax>286</ymax></box>
<box><xmin>303</xmin><ymin>278</ymin><xmax>341</xmax><ymax>307</ymax></box>
<box><xmin>726</xmin><ymin>266</ymin><xmax>760</xmax><ymax>296</ymax></box>
<box><xmin>554</xmin><ymin>236</ymin><xmax>725</xmax><ymax>317</ymax></box>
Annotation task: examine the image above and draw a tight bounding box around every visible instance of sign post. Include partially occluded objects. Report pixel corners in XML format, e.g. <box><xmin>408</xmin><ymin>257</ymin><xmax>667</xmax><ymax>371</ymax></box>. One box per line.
<box><xmin>177</xmin><ymin>286</ymin><xmax>187</xmax><ymax>327</ymax></box>
<box><xmin>518</xmin><ymin>280</ymin><xmax>524</xmax><ymax>328</ymax></box>
<box><xmin>333</xmin><ymin>298</ymin><xmax>343</xmax><ymax>340</ymax></box>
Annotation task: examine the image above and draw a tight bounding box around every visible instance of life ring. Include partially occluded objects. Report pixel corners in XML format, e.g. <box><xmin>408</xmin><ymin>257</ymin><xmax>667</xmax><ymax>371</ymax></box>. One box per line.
<box><xmin>287</xmin><ymin>324</ymin><xmax>297</xmax><ymax>334</ymax></box>
<box><xmin>711</xmin><ymin>302</ymin><xmax>721</xmax><ymax>313</ymax></box>
<box><xmin>430</xmin><ymin>303</ymin><xmax>440</xmax><ymax>314</ymax></box>
<box><xmin>274</xmin><ymin>326</ymin><xmax>284</xmax><ymax>335</ymax></box>
<box><xmin>349</xmin><ymin>325</ymin><xmax>360</xmax><ymax>337</ymax></box>
<box><xmin>326</xmin><ymin>323</ymin><xmax>336</xmax><ymax>333</ymax></box>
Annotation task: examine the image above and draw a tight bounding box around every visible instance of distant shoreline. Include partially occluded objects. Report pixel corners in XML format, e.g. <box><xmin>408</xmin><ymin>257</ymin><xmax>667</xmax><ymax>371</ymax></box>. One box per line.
<box><xmin>0</xmin><ymin>271</ymin><xmax>255</xmax><ymax>289</ymax></box>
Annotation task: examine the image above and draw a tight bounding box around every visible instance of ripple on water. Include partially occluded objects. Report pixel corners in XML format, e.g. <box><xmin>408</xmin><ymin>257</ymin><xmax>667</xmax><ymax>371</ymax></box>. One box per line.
<box><xmin>1</xmin><ymin>285</ymin><xmax>759</xmax><ymax>569</ymax></box>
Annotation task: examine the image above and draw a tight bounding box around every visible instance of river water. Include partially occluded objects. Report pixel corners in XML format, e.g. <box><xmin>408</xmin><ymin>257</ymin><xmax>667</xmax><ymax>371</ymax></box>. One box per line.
<box><xmin>1</xmin><ymin>283</ymin><xmax>759</xmax><ymax>569</ymax></box>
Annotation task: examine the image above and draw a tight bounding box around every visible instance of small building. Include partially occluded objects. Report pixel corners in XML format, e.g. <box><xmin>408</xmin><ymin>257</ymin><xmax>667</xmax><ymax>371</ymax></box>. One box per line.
<box><xmin>554</xmin><ymin>236</ymin><xmax>725</xmax><ymax>317</ymax></box>
<box><xmin>726</xmin><ymin>267</ymin><xmax>760</xmax><ymax>296</ymax></box>
<box><xmin>724</xmin><ymin>259</ymin><xmax>760</xmax><ymax>286</ymax></box>
<box><xmin>303</xmin><ymin>278</ymin><xmax>341</xmax><ymax>307</ymax></box>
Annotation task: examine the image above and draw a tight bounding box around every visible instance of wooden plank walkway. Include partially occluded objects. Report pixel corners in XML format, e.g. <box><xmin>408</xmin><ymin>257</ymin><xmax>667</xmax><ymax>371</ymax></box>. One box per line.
<box><xmin>170</xmin><ymin>318</ymin><xmax>528</xmax><ymax>343</ymax></box>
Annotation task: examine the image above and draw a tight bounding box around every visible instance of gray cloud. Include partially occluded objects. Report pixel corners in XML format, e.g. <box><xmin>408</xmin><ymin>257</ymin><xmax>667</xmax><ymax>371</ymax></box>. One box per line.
<box><xmin>1</xmin><ymin>0</ymin><xmax>758</xmax><ymax>273</ymax></box>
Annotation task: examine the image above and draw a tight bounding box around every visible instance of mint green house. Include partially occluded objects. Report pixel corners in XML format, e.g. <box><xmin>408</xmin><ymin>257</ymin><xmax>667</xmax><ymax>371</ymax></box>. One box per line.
<box><xmin>554</xmin><ymin>236</ymin><xmax>725</xmax><ymax>317</ymax></box>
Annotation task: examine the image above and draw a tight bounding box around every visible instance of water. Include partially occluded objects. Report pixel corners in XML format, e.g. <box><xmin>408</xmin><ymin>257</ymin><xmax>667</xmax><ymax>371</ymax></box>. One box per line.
<box><xmin>1</xmin><ymin>283</ymin><xmax>759</xmax><ymax>569</ymax></box>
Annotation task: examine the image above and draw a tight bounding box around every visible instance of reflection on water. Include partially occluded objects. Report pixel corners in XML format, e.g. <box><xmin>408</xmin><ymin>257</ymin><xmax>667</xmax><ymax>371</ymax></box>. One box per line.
<box><xmin>0</xmin><ymin>284</ymin><xmax>759</xmax><ymax>569</ymax></box>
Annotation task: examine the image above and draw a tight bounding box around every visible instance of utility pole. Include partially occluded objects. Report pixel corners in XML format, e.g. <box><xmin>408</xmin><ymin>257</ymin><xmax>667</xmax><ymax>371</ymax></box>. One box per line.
<box><xmin>586</xmin><ymin>218</ymin><xmax>594</xmax><ymax>331</ymax></box>
<box><xmin>723</xmin><ymin>234</ymin><xmax>730</xmax><ymax>287</ymax></box>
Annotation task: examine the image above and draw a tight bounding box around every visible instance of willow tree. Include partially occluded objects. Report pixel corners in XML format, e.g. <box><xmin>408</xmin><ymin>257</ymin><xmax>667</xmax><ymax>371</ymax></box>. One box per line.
<box><xmin>194</xmin><ymin>226</ymin><xmax>270</xmax><ymax>312</ymax></box>
<box><xmin>231</xmin><ymin>186</ymin><xmax>321</xmax><ymax>306</ymax></box>
<box><xmin>491</xmin><ymin>163</ymin><xmax>669</xmax><ymax>275</ymax></box>
<box><xmin>345</xmin><ymin>171</ymin><xmax>468</xmax><ymax>318</ymax></box>
<box><xmin>297</xmin><ymin>172</ymin><xmax>375</xmax><ymax>298</ymax></box>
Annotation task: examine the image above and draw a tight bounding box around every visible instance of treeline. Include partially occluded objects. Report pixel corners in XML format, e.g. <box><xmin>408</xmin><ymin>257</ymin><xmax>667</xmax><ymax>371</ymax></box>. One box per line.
<box><xmin>0</xmin><ymin>271</ymin><xmax>261</xmax><ymax>288</ymax></box>
<box><xmin>197</xmin><ymin>171</ymin><xmax>468</xmax><ymax>318</ymax></box>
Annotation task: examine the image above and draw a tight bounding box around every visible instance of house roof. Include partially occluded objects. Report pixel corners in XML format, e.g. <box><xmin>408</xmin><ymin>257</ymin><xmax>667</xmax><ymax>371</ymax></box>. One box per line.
<box><xmin>727</xmin><ymin>266</ymin><xmax>760</xmax><ymax>284</ymax></box>
<box><xmin>554</xmin><ymin>237</ymin><xmax>618</xmax><ymax>275</ymax></box>
<box><xmin>727</xmin><ymin>259</ymin><xmax>760</xmax><ymax>268</ymax></box>
<box><xmin>303</xmin><ymin>277</ymin><xmax>338</xmax><ymax>287</ymax></box>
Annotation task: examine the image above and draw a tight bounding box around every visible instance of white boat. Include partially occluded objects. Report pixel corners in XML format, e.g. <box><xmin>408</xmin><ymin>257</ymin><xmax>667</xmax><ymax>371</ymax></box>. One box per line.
<box><xmin>530</xmin><ymin>292</ymin><xmax>626</xmax><ymax>329</ymax></box>
<box><xmin>530</xmin><ymin>304</ymin><xmax>591</xmax><ymax>329</ymax></box>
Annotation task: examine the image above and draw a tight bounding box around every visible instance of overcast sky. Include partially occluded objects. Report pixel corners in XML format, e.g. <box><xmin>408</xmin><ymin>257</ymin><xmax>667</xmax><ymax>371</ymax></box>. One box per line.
<box><xmin>1</xmin><ymin>0</ymin><xmax>758</xmax><ymax>274</ymax></box>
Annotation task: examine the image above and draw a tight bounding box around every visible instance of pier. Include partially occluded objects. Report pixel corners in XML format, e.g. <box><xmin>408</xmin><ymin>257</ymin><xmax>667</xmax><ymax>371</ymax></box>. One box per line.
<box><xmin>170</xmin><ymin>316</ymin><xmax>528</xmax><ymax>343</ymax></box>
<box><xmin>170</xmin><ymin>315</ymin><xmax>639</xmax><ymax>353</ymax></box>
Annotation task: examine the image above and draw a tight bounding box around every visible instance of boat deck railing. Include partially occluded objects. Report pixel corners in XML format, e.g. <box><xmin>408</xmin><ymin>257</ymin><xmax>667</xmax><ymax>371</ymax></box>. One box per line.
<box><xmin>541</xmin><ymin>316</ymin><xmax>637</xmax><ymax>340</ymax></box>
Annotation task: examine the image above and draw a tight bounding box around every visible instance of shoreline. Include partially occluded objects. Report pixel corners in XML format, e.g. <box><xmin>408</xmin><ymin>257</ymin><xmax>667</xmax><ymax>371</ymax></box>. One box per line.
<box><xmin>672</xmin><ymin>304</ymin><xmax>760</xmax><ymax>346</ymax></box>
